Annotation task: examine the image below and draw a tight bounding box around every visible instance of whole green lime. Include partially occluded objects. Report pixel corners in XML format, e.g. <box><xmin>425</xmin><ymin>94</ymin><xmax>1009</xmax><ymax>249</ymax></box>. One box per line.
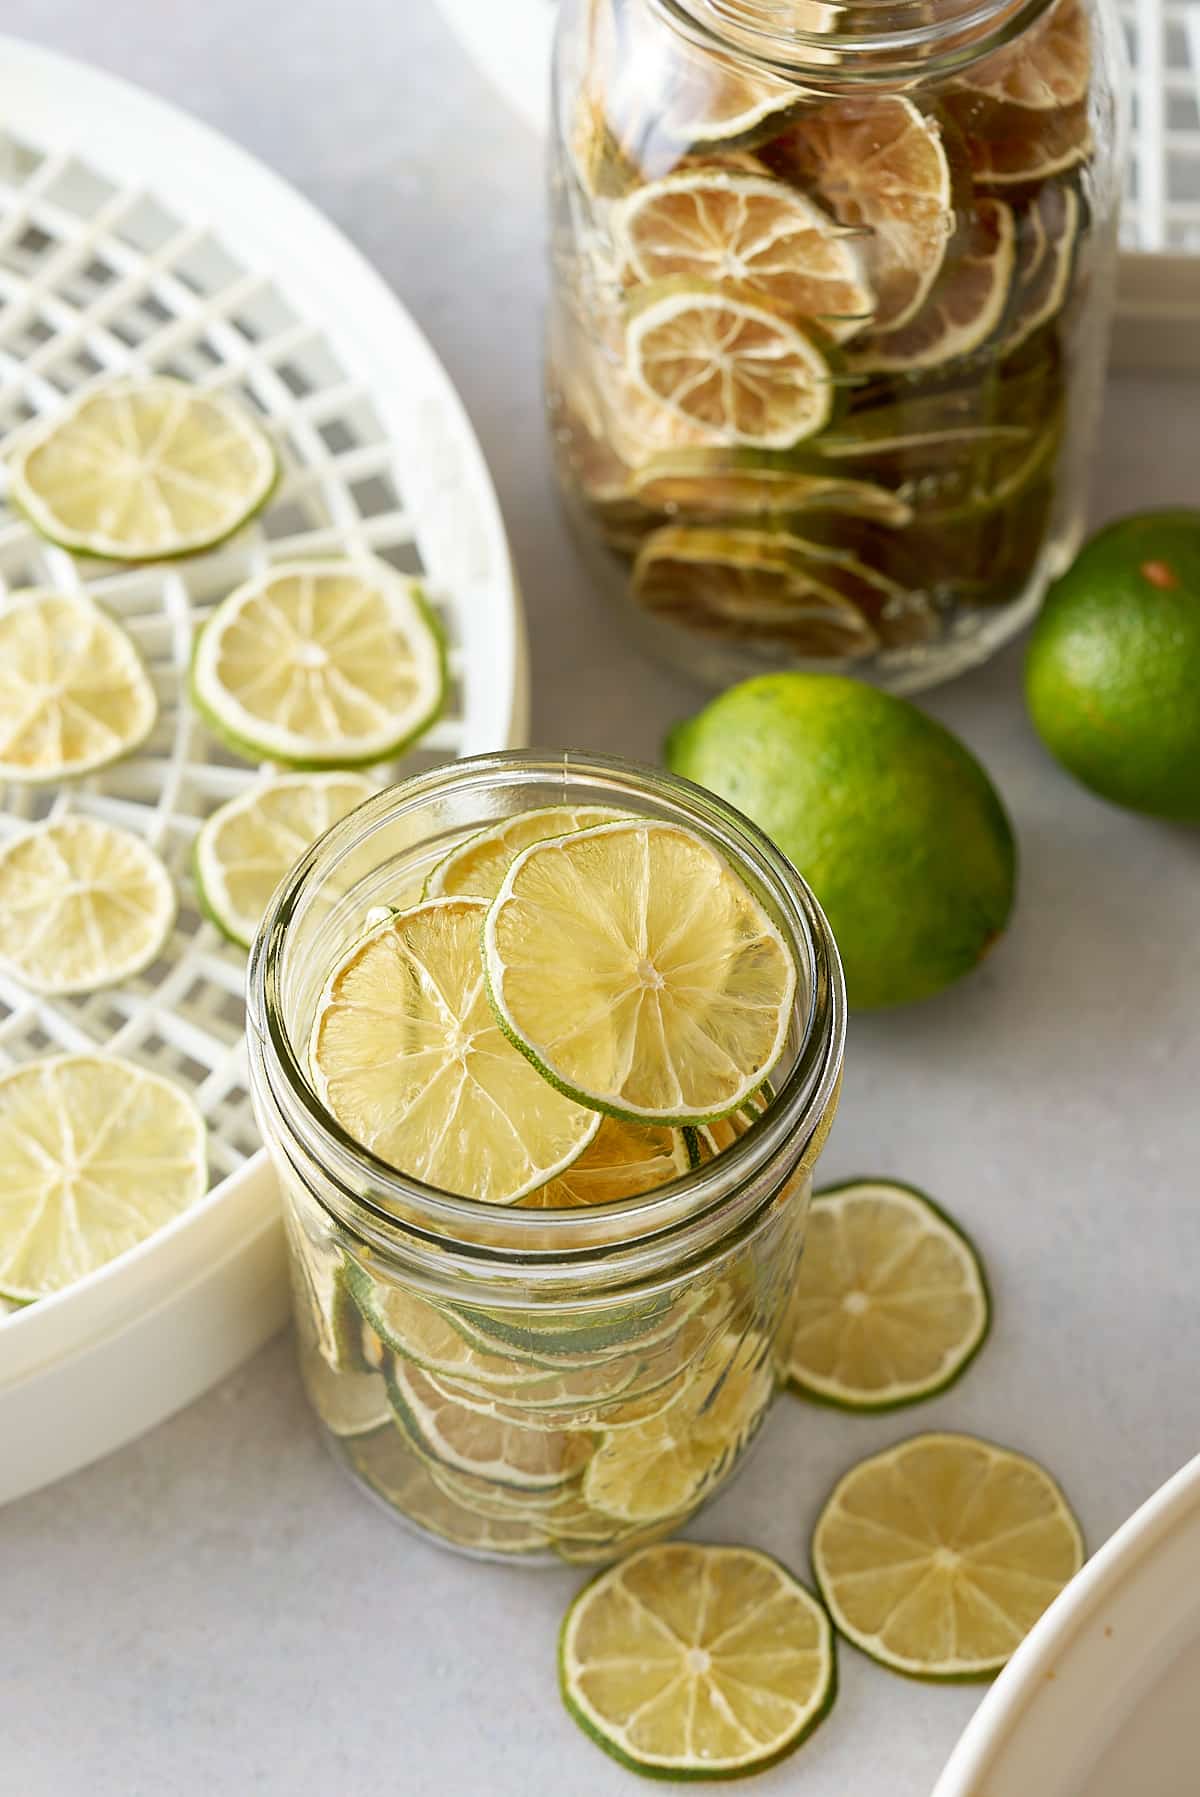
<box><xmin>1026</xmin><ymin>510</ymin><xmax>1200</xmax><ymax>820</ymax></box>
<box><xmin>665</xmin><ymin>673</ymin><xmax>1016</xmax><ymax>1010</ymax></box>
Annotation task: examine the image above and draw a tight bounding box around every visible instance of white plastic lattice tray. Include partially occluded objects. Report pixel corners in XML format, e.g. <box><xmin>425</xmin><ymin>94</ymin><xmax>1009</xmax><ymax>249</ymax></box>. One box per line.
<box><xmin>437</xmin><ymin>0</ymin><xmax>1200</xmax><ymax>370</ymax></box>
<box><xmin>0</xmin><ymin>37</ymin><xmax>528</xmax><ymax>1505</ymax></box>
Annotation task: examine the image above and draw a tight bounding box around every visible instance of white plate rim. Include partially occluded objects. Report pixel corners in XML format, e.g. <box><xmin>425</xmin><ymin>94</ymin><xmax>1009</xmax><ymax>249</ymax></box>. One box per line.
<box><xmin>934</xmin><ymin>1450</ymin><xmax>1200</xmax><ymax>1797</ymax></box>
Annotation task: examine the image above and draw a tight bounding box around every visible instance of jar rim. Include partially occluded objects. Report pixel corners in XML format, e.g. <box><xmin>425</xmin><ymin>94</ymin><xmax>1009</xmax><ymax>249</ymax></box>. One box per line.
<box><xmin>657</xmin><ymin>0</ymin><xmax>1063</xmax><ymax>84</ymax></box>
<box><xmin>247</xmin><ymin>749</ymin><xmax>846</xmax><ymax>1288</ymax></box>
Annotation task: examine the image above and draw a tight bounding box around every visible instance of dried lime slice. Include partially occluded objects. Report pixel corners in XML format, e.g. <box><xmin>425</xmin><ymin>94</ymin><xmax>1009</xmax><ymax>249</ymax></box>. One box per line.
<box><xmin>309</xmin><ymin>899</ymin><xmax>600</xmax><ymax>1203</ymax></box>
<box><xmin>425</xmin><ymin>804</ymin><xmax>629</xmax><ymax>901</ymax></box>
<box><xmin>1001</xmin><ymin>182</ymin><xmax>1082</xmax><ymax>355</ymax></box>
<box><xmin>0</xmin><ymin>592</ymin><xmax>157</xmax><ymax>784</ymax></box>
<box><xmin>347</xmin><ymin>1426</ymin><xmax>549</xmax><ymax>1555</ymax></box>
<box><xmin>484</xmin><ymin>818</ymin><xmax>796</xmax><ymax>1125</ymax></box>
<box><xmin>632</xmin><ymin>525</ymin><xmax>882</xmax><ymax>659</ymax></box>
<box><xmin>786</xmin><ymin>1180</ymin><xmax>990</xmax><ymax>1410</ymax></box>
<box><xmin>194</xmin><ymin>771</ymin><xmax>376</xmax><ymax>948</ymax></box>
<box><xmin>519</xmin><ymin>1115</ymin><xmax>694</xmax><ymax>1210</ymax></box>
<box><xmin>299</xmin><ymin>1352</ymin><xmax>391</xmax><ymax>1438</ymax></box>
<box><xmin>387</xmin><ymin>1359</ymin><xmax>594</xmax><ymax>1492</ymax></box>
<box><xmin>763</xmin><ymin>97</ymin><xmax>958</xmax><ymax>330</ymax></box>
<box><xmin>957</xmin><ymin>0</ymin><xmax>1090</xmax><ymax>109</ymax></box>
<box><xmin>560</xmin><ymin>1542</ymin><xmax>836</xmax><ymax>1777</ymax></box>
<box><xmin>10</xmin><ymin>376</ymin><xmax>276</xmax><ymax>560</ymax></box>
<box><xmin>629</xmin><ymin>448</ymin><xmax>913</xmax><ymax>527</ymax></box>
<box><xmin>954</xmin><ymin>97</ymin><xmax>1092</xmax><ymax>187</ymax></box>
<box><xmin>849</xmin><ymin>199</ymin><xmax>1017</xmax><ymax>375</ymax></box>
<box><xmin>627</xmin><ymin>284</ymin><xmax>835</xmax><ymax>451</ymax></box>
<box><xmin>617</xmin><ymin>171</ymin><xmax>873</xmax><ymax>340</ymax></box>
<box><xmin>0</xmin><ymin>817</ymin><xmax>174</xmax><ymax>995</ymax></box>
<box><xmin>812</xmin><ymin>1433</ymin><xmax>1084</xmax><ymax>1678</ymax></box>
<box><xmin>583</xmin><ymin>1329</ymin><xmax>772</xmax><ymax>1522</ymax></box>
<box><xmin>0</xmin><ymin>1054</ymin><xmax>206</xmax><ymax>1302</ymax></box>
<box><xmin>190</xmin><ymin>558</ymin><xmax>444</xmax><ymax>768</ymax></box>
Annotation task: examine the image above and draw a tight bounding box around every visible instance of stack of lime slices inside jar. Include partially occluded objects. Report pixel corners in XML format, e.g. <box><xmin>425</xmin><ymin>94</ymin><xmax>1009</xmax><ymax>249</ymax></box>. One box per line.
<box><xmin>294</xmin><ymin>803</ymin><xmax>803</xmax><ymax>1565</ymax></box>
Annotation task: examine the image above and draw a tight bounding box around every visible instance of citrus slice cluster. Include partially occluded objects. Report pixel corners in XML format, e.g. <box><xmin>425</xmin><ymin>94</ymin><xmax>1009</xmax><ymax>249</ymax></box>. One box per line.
<box><xmin>311</xmin><ymin>809</ymin><xmax>796</xmax><ymax>1183</ymax></box>
<box><xmin>552</xmin><ymin>0</ymin><xmax>1091</xmax><ymax>659</ymax></box>
<box><xmin>297</xmin><ymin>803</ymin><xmax>798</xmax><ymax>1569</ymax></box>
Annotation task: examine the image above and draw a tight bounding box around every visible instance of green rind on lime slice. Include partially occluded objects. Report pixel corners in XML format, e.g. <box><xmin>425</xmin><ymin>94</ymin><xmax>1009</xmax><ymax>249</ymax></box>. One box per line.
<box><xmin>559</xmin><ymin>1543</ymin><xmax>838</xmax><ymax>1780</ymax></box>
<box><xmin>188</xmin><ymin>576</ymin><xmax>447</xmax><ymax>771</ymax></box>
<box><xmin>785</xmin><ymin>1178</ymin><xmax>992</xmax><ymax>1413</ymax></box>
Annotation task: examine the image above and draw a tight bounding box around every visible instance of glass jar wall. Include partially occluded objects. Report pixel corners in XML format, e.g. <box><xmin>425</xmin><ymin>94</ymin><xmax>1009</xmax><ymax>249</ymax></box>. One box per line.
<box><xmin>547</xmin><ymin>0</ymin><xmax>1126</xmax><ymax>691</ymax></box>
<box><xmin>247</xmin><ymin>753</ymin><xmax>845</xmax><ymax>1565</ymax></box>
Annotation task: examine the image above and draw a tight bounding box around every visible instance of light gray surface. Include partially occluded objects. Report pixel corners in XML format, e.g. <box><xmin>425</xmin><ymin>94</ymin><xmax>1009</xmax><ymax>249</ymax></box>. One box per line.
<box><xmin>3</xmin><ymin>8</ymin><xmax>1200</xmax><ymax>1796</ymax></box>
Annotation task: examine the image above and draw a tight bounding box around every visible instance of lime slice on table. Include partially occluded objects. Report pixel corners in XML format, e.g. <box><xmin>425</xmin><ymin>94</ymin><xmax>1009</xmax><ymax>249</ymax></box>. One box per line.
<box><xmin>785</xmin><ymin>1179</ymin><xmax>990</xmax><ymax>1411</ymax></box>
<box><xmin>310</xmin><ymin>898</ymin><xmax>599</xmax><ymax>1203</ymax></box>
<box><xmin>812</xmin><ymin>1432</ymin><xmax>1084</xmax><ymax>1679</ymax></box>
<box><xmin>0</xmin><ymin>1054</ymin><xmax>206</xmax><ymax>1302</ymax></box>
<box><xmin>9</xmin><ymin>376</ymin><xmax>276</xmax><ymax>561</ymax></box>
<box><xmin>0</xmin><ymin>817</ymin><xmax>174</xmax><ymax>996</ymax></box>
<box><xmin>387</xmin><ymin>1359</ymin><xmax>594</xmax><ymax>1493</ymax></box>
<box><xmin>190</xmin><ymin>558</ymin><xmax>444</xmax><ymax>768</ymax></box>
<box><xmin>560</xmin><ymin>1542</ymin><xmax>836</xmax><ymax>1778</ymax></box>
<box><xmin>424</xmin><ymin>804</ymin><xmax>630</xmax><ymax>901</ymax></box>
<box><xmin>631</xmin><ymin>525</ymin><xmax>887</xmax><ymax>659</ymax></box>
<box><xmin>617</xmin><ymin>171</ymin><xmax>874</xmax><ymax>342</ymax></box>
<box><xmin>348</xmin><ymin>1426</ymin><xmax>550</xmax><ymax>1555</ymax></box>
<box><xmin>194</xmin><ymin>771</ymin><xmax>376</xmax><ymax>948</ymax></box>
<box><xmin>849</xmin><ymin>198</ymin><xmax>1017</xmax><ymax>376</ymax></box>
<box><xmin>583</xmin><ymin>1328</ymin><xmax>772</xmax><ymax>1523</ymax></box>
<box><xmin>0</xmin><ymin>592</ymin><xmax>157</xmax><ymax>785</ymax></box>
<box><xmin>483</xmin><ymin>818</ymin><xmax>796</xmax><ymax>1126</ymax></box>
<box><xmin>762</xmin><ymin>97</ymin><xmax>958</xmax><ymax>332</ymax></box>
<box><xmin>626</xmin><ymin>284</ymin><xmax>835</xmax><ymax>451</ymax></box>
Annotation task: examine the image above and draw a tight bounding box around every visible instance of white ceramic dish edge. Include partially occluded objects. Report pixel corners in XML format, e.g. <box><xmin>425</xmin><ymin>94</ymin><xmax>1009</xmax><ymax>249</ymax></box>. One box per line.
<box><xmin>933</xmin><ymin>1450</ymin><xmax>1200</xmax><ymax>1797</ymax></box>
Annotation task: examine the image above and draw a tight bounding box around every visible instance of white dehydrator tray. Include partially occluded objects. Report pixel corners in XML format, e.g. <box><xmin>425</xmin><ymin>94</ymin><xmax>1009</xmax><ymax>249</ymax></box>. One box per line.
<box><xmin>0</xmin><ymin>37</ymin><xmax>528</xmax><ymax>1506</ymax></box>
<box><xmin>436</xmin><ymin>0</ymin><xmax>1200</xmax><ymax>369</ymax></box>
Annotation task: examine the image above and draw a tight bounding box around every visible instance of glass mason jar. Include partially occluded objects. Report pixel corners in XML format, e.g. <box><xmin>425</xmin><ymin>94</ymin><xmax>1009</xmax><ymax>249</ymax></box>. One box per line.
<box><xmin>547</xmin><ymin>0</ymin><xmax>1126</xmax><ymax>692</ymax></box>
<box><xmin>247</xmin><ymin>752</ymin><xmax>845</xmax><ymax>1566</ymax></box>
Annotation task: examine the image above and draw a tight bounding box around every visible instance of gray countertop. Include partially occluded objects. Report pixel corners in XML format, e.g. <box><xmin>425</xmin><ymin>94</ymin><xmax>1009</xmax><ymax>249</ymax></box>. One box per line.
<box><xmin>4</xmin><ymin>7</ymin><xmax>1200</xmax><ymax>1794</ymax></box>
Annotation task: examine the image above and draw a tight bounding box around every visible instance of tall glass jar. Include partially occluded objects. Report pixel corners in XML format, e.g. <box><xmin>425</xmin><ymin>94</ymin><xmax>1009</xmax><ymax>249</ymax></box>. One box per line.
<box><xmin>247</xmin><ymin>752</ymin><xmax>845</xmax><ymax>1566</ymax></box>
<box><xmin>547</xmin><ymin>0</ymin><xmax>1126</xmax><ymax>692</ymax></box>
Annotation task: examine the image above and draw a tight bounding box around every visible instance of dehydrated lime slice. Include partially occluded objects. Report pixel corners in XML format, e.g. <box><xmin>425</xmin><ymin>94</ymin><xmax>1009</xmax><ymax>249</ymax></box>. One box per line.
<box><xmin>0</xmin><ymin>816</ymin><xmax>174</xmax><ymax>995</ymax></box>
<box><xmin>0</xmin><ymin>592</ymin><xmax>157</xmax><ymax>784</ymax></box>
<box><xmin>812</xmin><ymin>1432</ymin><xmax>1084</xmax><ymax>1679</ymax></box>
<box><xmin>627</xmin><ymin>283</ymin><xmax>835</xmax><ymax>451</ymax></box>
<box><xmin>309</xmin><ymin>899</ymin><xmax>600</xmax><ymax>1203</ymax></box>
<box><xmin>763</xmin><ymin>97</ymin><xmax>958</xmax><ymax>331</ymax></box>
<box><xmin>484</xmin><ymin>818</ymin><xmax>796</xmax><ymax>1125</ymax></box>
<box><xmin>347</xmin><ymin>1426</ymin><xmax>549</xmax><ymax>1555</ymax></box>
<box><xmin>194</xmin><ymin>771</ymin><xmax>376</xmax><ymax>948</ymax></box>
<box><xmin>849</xmin><ymin>199</ymin><xmax>1016</xmax><ymax>375</ymax></box>
<box><xmin>519</xmin><ymin>1115</ymin><xmax>694</xmax><ymax>1209</ymax></box>
<box><xmin>957</xmin><ymin>0</ymin><xmax>1090</xmax><ymax>110</ymax></box>
<box><xmin>631</xmin><ymin>525</ymin><xmax>882</xmax><ymax>659</ymax></box>
<box><xmin>629</xmin><ymin>448</ymin><xmax>912</xmax><ymax>528</ymax></box>
<box><xmin>190</xmin><ymin>558</ymin><xmax>444</xmax><ymax>768</ymax></box>
<box><xmin>560</xmin><ymin>1543</ymin><xmax>836</xmax><ymax>1777</ymax></box>
<box><xmin>387</xmin><ymin>1359</ymin><xmax>594</xmax><ymax>1492</ymax></box>
<box><xmin>617</xmin><ymin>171</ymin><xmax>873</xmax><ymax>340</ymax></box>
<box><xmin>1000</xmin><ymin>182</ymin><xmax>1082</xmax><ymax>355</ymax></box>
<box><xmin>10</xmin><ymin>376</ymin><xmax>276</xmax><ymax>561</ymax></box>
<box><xmin>425</xmin><ymin>804</ymin><xmax>629</xmax><ymax>901</ymax></box>
<box><xmin>786</xmin><ymin>1179</ymin><xmax>990</xmax><ymax>1410</ymax></box>
<box><xmin>0</xmin><ymin>1054</ymin><xmax>206</xmax><ymax>1302</ymax></box>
